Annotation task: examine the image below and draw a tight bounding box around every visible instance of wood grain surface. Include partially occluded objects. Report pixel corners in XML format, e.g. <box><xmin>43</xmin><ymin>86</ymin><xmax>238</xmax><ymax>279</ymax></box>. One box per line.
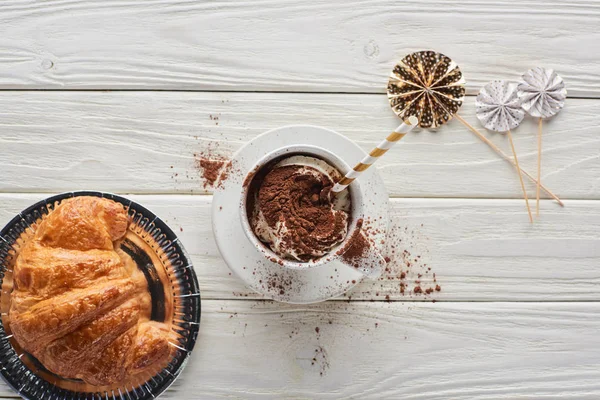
<box><xmin>2</xmin><ymin>300</ymin><xmax>599</xmax><ymax>399</ymax></box>
<box><xmin>0</xmin><ymin>0</ymin><xmax>599</xmax><ymax>96</ymax></box>
<box><xmin>1</xmin><ymin>0</ymin><xmax>599</xmax><ymax>398</ymax></box>
<box><xmin>1</xmin><ymin>194</ymin><xmax>598</xmax><ymax>302</ymax></box>
<box><xmin>0</xmin><ymin>92</ymin><xmax>598</xmax><ymax>199</ymax></box>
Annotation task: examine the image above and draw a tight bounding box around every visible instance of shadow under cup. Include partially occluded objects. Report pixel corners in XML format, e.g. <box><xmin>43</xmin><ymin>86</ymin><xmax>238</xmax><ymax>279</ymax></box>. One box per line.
<box><xmin>240</xmin><ymin>145</ymin><xmax>366</xmax><ymax>270</ymax></box>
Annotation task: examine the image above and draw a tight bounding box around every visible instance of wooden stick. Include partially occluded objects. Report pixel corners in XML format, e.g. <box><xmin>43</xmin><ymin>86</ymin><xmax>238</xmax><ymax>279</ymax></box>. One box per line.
<box><xmin>454</xmin><ymin>114</ymin><xmax>564</xmax><ymax>207</ymax></box>
<box><xmin>537</xmin><ymin>117</ymin><xmax>542</xmax><ymax>216</ymax></box>
<box><xmin>507</xmin><ymin>130</ymin><xmax>533</xmax><ymax>223</ymax></box>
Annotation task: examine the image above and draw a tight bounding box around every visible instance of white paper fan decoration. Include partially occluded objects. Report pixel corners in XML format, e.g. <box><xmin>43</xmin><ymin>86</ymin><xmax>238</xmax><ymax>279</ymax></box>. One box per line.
<box><xmin>475</xmin><ymin>80</ymin><xmax>524</xmax><ymax>132</ymax></box>
<box><xmin>517</xmin><ymin>67</ymin><xmax>566</xmax><ymax>119</ymax></box>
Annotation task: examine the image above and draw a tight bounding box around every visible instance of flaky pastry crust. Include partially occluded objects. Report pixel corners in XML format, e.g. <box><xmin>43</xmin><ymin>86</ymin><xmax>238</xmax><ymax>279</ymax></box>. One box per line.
<box><xmin>10</xmin><ymin>197</ymin><xmax>173</xmax><ymax>386</ymax></box>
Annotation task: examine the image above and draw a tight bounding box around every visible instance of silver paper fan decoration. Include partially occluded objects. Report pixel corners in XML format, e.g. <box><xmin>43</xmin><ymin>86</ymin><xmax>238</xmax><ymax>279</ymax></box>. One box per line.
<box><xmin>517</xmin><ymin>67</ymin><xmax>566</xmax><ymax>119</ymax></box>
<box><xmin>476</xmin><ymin>80</ymin><xmax>524</xmax><ymax>132</ymax></box>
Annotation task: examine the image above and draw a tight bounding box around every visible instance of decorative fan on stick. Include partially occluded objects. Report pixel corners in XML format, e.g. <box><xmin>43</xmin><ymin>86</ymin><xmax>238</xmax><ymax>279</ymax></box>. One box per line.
<box><xmin>387</xmin><ymin>50</ymin><xmax>563</xmax><ymax>206</ymax></box>
<box><xmin>387</xmin><ymin>50</ymin><xmax>464</xmax><ymax>128</ymax></box>
<box><xmin>518</xmin><ymin>67</ymin><xmax>567</xmax><ymax>215</ymax></box>
<box><xmin>476</xmin><ymin>80</ymin><xmax>532</xmax><ymax>222</ymax></box>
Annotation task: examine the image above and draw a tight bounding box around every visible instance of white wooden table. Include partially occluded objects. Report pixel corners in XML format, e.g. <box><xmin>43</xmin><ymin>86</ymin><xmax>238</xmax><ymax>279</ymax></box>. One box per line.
<box><xmin>1</xmin><ymin>1</ymin><xmax>600</xmax><ymax>398</ymax></box>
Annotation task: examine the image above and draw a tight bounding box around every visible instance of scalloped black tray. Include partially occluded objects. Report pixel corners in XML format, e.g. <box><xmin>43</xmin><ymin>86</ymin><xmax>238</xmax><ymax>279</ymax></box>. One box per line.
<box><xmin>0</xmin><ymin>191</ymin><xmax>201</xmax><ymax>400</ymax></box>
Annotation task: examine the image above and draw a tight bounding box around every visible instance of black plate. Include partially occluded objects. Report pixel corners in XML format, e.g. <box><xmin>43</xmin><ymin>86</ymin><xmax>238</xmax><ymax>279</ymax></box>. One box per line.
<box><xmin>0</xmin><ymin>191</ymin><xmax>201</xmax><ymax>400</ymax></box>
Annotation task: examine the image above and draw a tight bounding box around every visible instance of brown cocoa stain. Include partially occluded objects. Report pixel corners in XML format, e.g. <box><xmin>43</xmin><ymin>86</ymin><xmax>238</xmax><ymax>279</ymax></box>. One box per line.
<box><xmin>314</xmin><ymin>346</ymin><xmax>330</xmax><ymax>376</ymax></box>
<box><xmin>197</xmin><ymin>157</ymin><xmax>226</xmax><ymax>188</ymax></box>
<box><xmin>380</xmin><ymin>223</ymin><xmax>441</xmax><ymax>298</ymax></box>
<box><xmin>218</xmin><ymin>160</ymin><xmax>233</xmax><ymax>186</ymax></box>
<box><xmin>192</xmin><ymin>141</ymin><xmax>237</xmax><ymax>190</ymax></box>
<box><xmin>242</xmin><ymin>165</ymin><xmax>260</xmax><ymax>188</ymax></box>
<box><xmin>338</xmin><ymin>220</ymin><xmax>371</xmax><ymax>269</ymax></box>
<box><xmin>231</xmin><ymin>269</ymin><xmax>301</xmax><ymax>299</ymax></box>
<box><xmin>343</xmin><ymin>220</ymin><xmax>442</xmax><ymax>302</ymax></box>
<box><xmin>259</xmin><ymin>302</ymin><xmax>388</xmax><ymax>378</ymax></box>
<box><xmin>195</xmin><ymin>156</ymin><xmax>234</xmax><ymax>189</ymax></box>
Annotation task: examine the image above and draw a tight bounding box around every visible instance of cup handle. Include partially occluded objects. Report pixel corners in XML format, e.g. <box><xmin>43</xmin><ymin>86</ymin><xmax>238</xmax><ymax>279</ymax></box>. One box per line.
<box><xmin>337</xmin><ymin>228</ymin><xmax>386</xmax><ymax>279</ymax></box>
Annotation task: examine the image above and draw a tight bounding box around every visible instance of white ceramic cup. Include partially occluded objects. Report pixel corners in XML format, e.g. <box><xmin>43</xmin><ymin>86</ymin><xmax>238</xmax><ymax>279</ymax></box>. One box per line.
<box><xmin>239</xmin><ymin>145</ymin><xmax>386</xmax><ymax>278</ymax></box>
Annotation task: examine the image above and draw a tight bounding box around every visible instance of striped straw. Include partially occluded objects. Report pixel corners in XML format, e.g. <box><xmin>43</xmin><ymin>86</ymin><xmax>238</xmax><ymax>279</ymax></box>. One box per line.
<box><xmin>332</xmin><ymin>115</ymin><xmax>419</xmax><ymax>193</ymax></box>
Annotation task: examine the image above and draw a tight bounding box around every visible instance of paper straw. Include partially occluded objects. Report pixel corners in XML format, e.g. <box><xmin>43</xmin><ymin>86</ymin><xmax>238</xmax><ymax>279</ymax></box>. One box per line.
<box><xmin>332</xmin><ymin>116</ymin><xmax>418</xmax><ymax>193</ymax></box>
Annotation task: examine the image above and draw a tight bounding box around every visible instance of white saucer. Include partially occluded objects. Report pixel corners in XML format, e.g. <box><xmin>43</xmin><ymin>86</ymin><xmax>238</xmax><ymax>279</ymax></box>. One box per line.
<box><xmin>212</xmin><ymin>125</ymin><xmax>389</xmax><ymax>304</ymax></box>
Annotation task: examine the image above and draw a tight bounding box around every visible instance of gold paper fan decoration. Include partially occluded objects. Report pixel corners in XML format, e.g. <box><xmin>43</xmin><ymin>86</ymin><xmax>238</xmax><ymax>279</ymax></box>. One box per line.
<box><xmin>387</xmin><ymin>50</ymin><xmax>466</xmax><ymax>128</ymax></box>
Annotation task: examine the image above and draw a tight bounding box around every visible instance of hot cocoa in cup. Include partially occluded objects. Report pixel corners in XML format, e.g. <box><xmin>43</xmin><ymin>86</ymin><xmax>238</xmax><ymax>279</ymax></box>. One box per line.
<box><xmin>240</xmin><ymin>145</ymin><xmax>385</xmax><ymax>276</ymax></box>
<box><xmin>247</xmin><ymin>155</ymin><xmax>351</xmax><ymax>261</ymax></box>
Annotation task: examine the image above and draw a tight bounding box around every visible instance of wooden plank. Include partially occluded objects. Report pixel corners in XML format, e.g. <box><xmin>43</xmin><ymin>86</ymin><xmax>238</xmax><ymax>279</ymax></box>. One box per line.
<box><xmin>1</xmin><ymin>300</ymin><xmax>599</xmax><ymax>398</ymax></box>
<box><xmin>0</xmin><ymin>0</ymin><xmax>598</xmax><ymax>96</ymax></box>
<box><xmin>0</xmin><ymin>91</ymin><xmax>598</xmax><ymax>199</ymax></box>
<box><xmin>1</xmin><ymin>194</ymin><xmax>599</xmax><ymax>302</ymax></box>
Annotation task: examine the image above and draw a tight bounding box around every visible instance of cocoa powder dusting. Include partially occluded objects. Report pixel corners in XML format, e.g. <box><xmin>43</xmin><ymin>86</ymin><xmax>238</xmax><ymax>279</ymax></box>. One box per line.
<box><xmin>197</xmin><ymin>158</ymin><xmax>226</xmax><ymax>188</ymax></box>
<box><xmin>243</xmin><ymin>165</ymin><xmax>260</xmax><ymax>188</ymax></box>
<box><xmin>338</xmin><ymin>219</ymin><xmax>370</xmax><ymax>268</ymax></box>
<box><xmin>378</xmin><ymin>221</ymin><xmax>441</xmax><ymax>300</ymax></box>
<box><xmin>343</xmin><ymin>220</ymin><xmax>441</xmax><ymax>301</ymax></box>
<box><xmin>248</xmin><ymin>159</ymin><xmax>349</xmax><ymax>261</ymax></box>
<box><xmin>193</xmin><ymin>145</ymin><xmax>235</xmax><ymax>189</ymax></box>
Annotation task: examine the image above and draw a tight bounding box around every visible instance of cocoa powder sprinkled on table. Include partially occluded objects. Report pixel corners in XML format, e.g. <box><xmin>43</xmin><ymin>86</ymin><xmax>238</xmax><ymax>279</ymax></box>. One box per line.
<box><xmin>343</xmin><ymin>220</ymin><xmax>441</xmax><ymax>301</ymax></box>
<box><xmin>195</xmin><ymin>157</ymin><xmax>234</xmax><ymax>189</ymax></box>
<box><xmin>384</xmin><ymin>221</ymin><xmax>441</xmax><ymax>299</ymax></box>
<box><xmin>224</xmin><ymin>302</ymin><xmax>391</xmax><ymax>378</ymax></box>
<box><xmin>313</xmin><ymin>346</ymin><xmax>330</xmax><ymax>376</ymax></box>
<box><xmin>197</xmin><ymin>157</ymin><xmax>226</xmax><ymax>188</ymax></box>
<box><xmin>192</xmin><ymin>143</ymin><xmax>238</xmax><ymax>189</ymax></box>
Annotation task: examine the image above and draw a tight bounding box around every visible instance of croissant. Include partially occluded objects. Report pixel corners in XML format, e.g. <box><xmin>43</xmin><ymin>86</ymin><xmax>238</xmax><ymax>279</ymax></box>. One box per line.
<box><xmin>9</xmin><ymin>197</ymin><xmax>174</xmax><ymax>386</ymax></box>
